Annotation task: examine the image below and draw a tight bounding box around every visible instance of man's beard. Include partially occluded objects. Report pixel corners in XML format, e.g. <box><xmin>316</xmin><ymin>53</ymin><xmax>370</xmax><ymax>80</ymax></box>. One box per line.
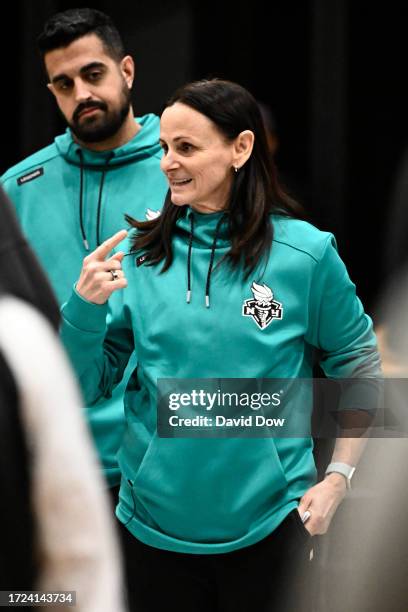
<box><xmin>69</xmin><ymin>82</ymin><xmax>132</xmax><ymax>144</ymax></box>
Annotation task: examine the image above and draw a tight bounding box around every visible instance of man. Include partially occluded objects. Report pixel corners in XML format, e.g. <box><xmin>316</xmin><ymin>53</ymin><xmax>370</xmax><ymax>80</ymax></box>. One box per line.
<box><xmin>1</xmin><ymin>8</ymin><xmax>167</xmax><ymax>492</ymax></box>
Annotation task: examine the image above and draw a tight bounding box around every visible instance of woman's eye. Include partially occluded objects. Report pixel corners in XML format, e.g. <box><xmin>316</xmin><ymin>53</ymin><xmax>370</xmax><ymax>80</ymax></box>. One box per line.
<box><xmin>180</xmin><ymin>143</ymin><xmax>193</xmax><ymax>153</ymax></box>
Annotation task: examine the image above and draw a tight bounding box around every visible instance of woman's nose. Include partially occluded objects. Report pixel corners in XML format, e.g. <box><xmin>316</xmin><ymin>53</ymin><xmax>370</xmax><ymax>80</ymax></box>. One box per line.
<box><xmin>160</xmin><ymin>151</ymin><xmax>180</xmax><ymax>172</ymax></box>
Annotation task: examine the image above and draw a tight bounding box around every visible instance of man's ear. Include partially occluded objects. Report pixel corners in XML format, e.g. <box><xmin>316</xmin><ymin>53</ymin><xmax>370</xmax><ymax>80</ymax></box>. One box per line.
<box><xmin>232</xmin><ymin>130</ymin><xmax>255</xmax><ymax>170</ymax></box>
<box><xmin>120</xmin><ymin>55</ymin><xmax>135</xmax><ymax>89</ymax></box>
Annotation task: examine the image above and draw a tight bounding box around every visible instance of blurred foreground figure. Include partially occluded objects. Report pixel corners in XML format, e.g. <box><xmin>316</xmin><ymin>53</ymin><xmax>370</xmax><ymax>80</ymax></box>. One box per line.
<box><xmin>0</xmin><ymin>187</ymin><xmax>124</xmax><ymax>610</ymax></box>
<box><xmin>315</xmin><ymin>434</ymin><xmax>408</xmax><ymax>612</ymax></box>
<box><xmin>316</xmin><ymin>268</ymin><xmax>408</xmax><ymax>612</ymax></box>
<box><xmin>0</xmin><ymin>187</ymin><xmax>59</xmax><ymax>330</ymax></box>
<box><xmin>0</xmin><ymin>297</ymin><xmax>125</xmax><ymax>611</ymax></box>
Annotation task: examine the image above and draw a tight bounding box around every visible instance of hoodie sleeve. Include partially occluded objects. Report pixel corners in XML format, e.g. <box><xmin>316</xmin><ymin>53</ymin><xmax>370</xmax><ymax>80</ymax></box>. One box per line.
<box><xmin>61</xmin><ymin>286</ymin><xmax>134</xmax><ymax>406</ymax></box>
<box><xmin>305</xmin><ymin>236</ymin><xmax>382</xmax><ymax>415</ymax></box>
<box><xmin>306</xmin><ymin>234</ymin><xmax>382</xmax><ymax>378</ymax></box>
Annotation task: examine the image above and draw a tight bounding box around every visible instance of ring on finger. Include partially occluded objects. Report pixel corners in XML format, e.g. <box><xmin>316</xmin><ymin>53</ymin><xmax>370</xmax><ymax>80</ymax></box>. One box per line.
<box><xmin>110</xmin><ymin>269</ymin><xmax>119</xmax><ymax>281</ymax></box>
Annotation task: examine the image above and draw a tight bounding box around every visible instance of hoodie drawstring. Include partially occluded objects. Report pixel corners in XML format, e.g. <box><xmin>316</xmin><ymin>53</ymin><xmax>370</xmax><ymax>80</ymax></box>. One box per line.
<box><xmin>186</xmin><ymin>214</ymin><xmax>194</xmax><ymax>304</ymax></box>
<box><xmin>77</xmin><ymin>150</ymin><xmax>88</xmax><ymax>250</ymax></box>
<box><xmin>77</xmin><ymin>150</ymin><xmax>114</xmax><ymax>251</ymax></box>
<box><xmin>96</xmin><ymin>153</ymin><xmax>114</xmax><ymax>247</ymax></box>
<box><xmin>186</xmin><ymin>212</ymin><xmax>226</xmax><ymax>308</ymax></box>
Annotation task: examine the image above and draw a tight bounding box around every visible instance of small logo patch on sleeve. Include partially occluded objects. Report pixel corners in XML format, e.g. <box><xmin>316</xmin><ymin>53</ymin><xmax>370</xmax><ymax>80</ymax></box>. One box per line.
<box><xmin>136</xmin><ymin>254</ymin><xmax>148</xmax><ymax>267</ymax></box>
<box><xmin>17</xmin><ymin>167</ymin><xmax>44</xmax><ymax>186</ymax></box>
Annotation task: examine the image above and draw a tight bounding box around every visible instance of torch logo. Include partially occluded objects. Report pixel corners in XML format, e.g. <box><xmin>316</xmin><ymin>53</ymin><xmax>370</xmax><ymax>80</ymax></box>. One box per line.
<box><xmin>242</xmin><ymin>282</ymin><xmax>283</xmax><ymax>329</ymax></box>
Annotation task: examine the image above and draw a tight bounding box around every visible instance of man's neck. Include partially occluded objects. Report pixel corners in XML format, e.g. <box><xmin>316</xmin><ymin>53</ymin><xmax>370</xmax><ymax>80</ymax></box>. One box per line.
<box><xmin>74</xmin><ymin>112</ymin><xmax>141</xmax><ymax>152</ymax></box>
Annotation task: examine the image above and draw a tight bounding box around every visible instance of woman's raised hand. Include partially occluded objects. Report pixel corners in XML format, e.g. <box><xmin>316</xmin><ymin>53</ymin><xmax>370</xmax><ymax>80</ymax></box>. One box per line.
<box><xmin>76</xmin><ymin>230</ymin><xmax>128</xmax><ymax>304</ymax></box>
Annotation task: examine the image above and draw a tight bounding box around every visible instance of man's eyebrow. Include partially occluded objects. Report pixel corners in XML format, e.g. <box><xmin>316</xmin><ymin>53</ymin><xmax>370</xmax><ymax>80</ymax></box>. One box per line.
<box><xmin>80</xmin><ymin>61</ymin><xmax>107</xmax><ymax>74</ymax></box>
<box><xmin>50</xmin><ymin>73</ymin><xmax>70</xmax><ymax>85</ymax></box>
<box><xmin>50</xmin><ymin>61</ymin><xmax>107</xmax><ymax>85</ymax></box>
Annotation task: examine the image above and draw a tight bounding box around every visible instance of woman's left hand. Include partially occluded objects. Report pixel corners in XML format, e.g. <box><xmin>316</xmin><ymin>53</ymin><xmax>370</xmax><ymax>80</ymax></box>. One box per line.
<box><xmin>297</xmin><ymin>473</ymin><xmax>347</xmax><ymax>536</ymax></box>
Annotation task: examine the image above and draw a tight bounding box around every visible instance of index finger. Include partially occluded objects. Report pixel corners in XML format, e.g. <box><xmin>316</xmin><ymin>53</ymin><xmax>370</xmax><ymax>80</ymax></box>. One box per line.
<box><xmin>91</xmin><ymin>229</ymin><xmax>128</xmax><ymax>260</ymax></box>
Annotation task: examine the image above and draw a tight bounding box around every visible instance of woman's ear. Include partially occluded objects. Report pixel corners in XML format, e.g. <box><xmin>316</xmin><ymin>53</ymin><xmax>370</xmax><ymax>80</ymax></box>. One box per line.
<box><xmin>232</xmin><ymin>130</ymin><xmax>255</xmax><ymax>170</ymax></box>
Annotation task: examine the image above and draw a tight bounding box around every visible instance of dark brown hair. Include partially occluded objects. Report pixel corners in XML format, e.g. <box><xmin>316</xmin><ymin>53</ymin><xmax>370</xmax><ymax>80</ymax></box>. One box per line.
<box><xmin>126</xmin><ymin>79</ymin><xmax>303</xmax><ymax>278</ymax></box>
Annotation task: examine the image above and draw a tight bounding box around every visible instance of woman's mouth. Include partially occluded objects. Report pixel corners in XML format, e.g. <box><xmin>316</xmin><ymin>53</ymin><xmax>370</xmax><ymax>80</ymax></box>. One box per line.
<box><xmin>170</xmin><ymin>178</ymin><xmax>192</xmax><ymax>186</ymax></box>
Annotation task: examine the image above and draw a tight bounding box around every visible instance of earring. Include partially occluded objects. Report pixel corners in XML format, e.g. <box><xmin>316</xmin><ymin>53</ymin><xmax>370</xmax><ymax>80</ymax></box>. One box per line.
<box><xmin>233</xmin><ymin>166</ymin><xmax>239</xmax><ymax>173</ymax></box>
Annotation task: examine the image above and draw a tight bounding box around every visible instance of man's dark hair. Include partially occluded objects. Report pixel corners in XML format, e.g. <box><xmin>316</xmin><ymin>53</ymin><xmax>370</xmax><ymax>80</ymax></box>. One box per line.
<box><xmin>37</xmin><ymin>8</ymin><xmax>125</xmax><ymax>62</ymax></box>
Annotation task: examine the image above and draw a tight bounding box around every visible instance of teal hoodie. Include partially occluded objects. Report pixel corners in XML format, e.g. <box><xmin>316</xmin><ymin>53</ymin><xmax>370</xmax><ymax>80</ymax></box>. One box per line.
<box><xmin>61</xmin><ymin>209</ymin><xmax>381</xmax><ymax>552</ymax></box>
<box><xmin>1</xmin><ymin>115</ymin><xmax>168</xmax><ymax>486</ymax></box>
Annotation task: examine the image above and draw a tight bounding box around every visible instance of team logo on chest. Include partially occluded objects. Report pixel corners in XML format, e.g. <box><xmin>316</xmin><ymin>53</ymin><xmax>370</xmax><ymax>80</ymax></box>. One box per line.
<box><xmin>242</xmin><ymin>282</ymin><xmax>283</xmax><ymax>329</ymax></box>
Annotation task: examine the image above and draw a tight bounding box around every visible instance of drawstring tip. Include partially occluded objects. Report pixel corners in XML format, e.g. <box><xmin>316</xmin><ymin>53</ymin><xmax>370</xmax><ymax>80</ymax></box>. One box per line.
<box><xmin>205</xmin><ymin>295</ymin><xmax>210</xmax><ymax>308</ymax></box>
<box><xmin>83</xmin><ymin>239</ymin><xmax>89</xmax><ymax>251</ymax></box>
<box><xmin>186</xmin><ymin>290</ymin><xmax>191</xmax><ymax>304</ymax></box>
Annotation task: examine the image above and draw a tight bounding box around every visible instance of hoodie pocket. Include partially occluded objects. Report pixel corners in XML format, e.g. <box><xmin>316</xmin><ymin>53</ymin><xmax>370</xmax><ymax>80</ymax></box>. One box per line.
<box><xmin>126</xmin><ymin>436</ymin><xmax>290</xmax><ymax>543</ymax></box>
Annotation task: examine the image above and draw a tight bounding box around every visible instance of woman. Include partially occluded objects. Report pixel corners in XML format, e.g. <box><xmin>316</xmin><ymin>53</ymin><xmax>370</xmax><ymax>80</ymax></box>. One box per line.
<box><xmin>61</xmin><ymin>79</ymin><xmax>381</xmax><ymax>612</ymax></box>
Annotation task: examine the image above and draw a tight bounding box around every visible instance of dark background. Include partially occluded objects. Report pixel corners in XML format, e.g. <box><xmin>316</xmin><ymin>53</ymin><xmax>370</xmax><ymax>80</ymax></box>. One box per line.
<box><xmin>2</xmin><ymin>0</ymin><xmax>407</xmax><ymax>312</ymax></box>
<box><xmin>1</xmin><ymin>3</ymin><xmax>407</xmax><ymax>610</ymax></box>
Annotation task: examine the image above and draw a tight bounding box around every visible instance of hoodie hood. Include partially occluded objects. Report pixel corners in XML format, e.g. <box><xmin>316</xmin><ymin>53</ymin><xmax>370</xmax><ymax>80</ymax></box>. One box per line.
<box><xmin>175</xmin><ymin>207</ymin><xmax>230</xmax><ymax>307</ymax></box>
<box><xmin>54</xmin><ymin>114</ymin><xmax>163</xmax><ymax>250</ymax></box>
<box><xmin>54</xmin><ymin>114</ymin><xmax>162</xmax><ymax>168</ymax></box>
<box><xmin>175</xmin><ymin>207</ymin><xmax>230</xmax><ymax>250</ymax></box>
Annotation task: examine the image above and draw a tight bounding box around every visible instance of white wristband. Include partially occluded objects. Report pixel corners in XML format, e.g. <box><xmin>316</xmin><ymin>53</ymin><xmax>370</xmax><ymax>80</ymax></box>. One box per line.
<box><xmin>325</xmin><ymin>462</ymin><xmax>355</xmax><ymax>489</ymax></box>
